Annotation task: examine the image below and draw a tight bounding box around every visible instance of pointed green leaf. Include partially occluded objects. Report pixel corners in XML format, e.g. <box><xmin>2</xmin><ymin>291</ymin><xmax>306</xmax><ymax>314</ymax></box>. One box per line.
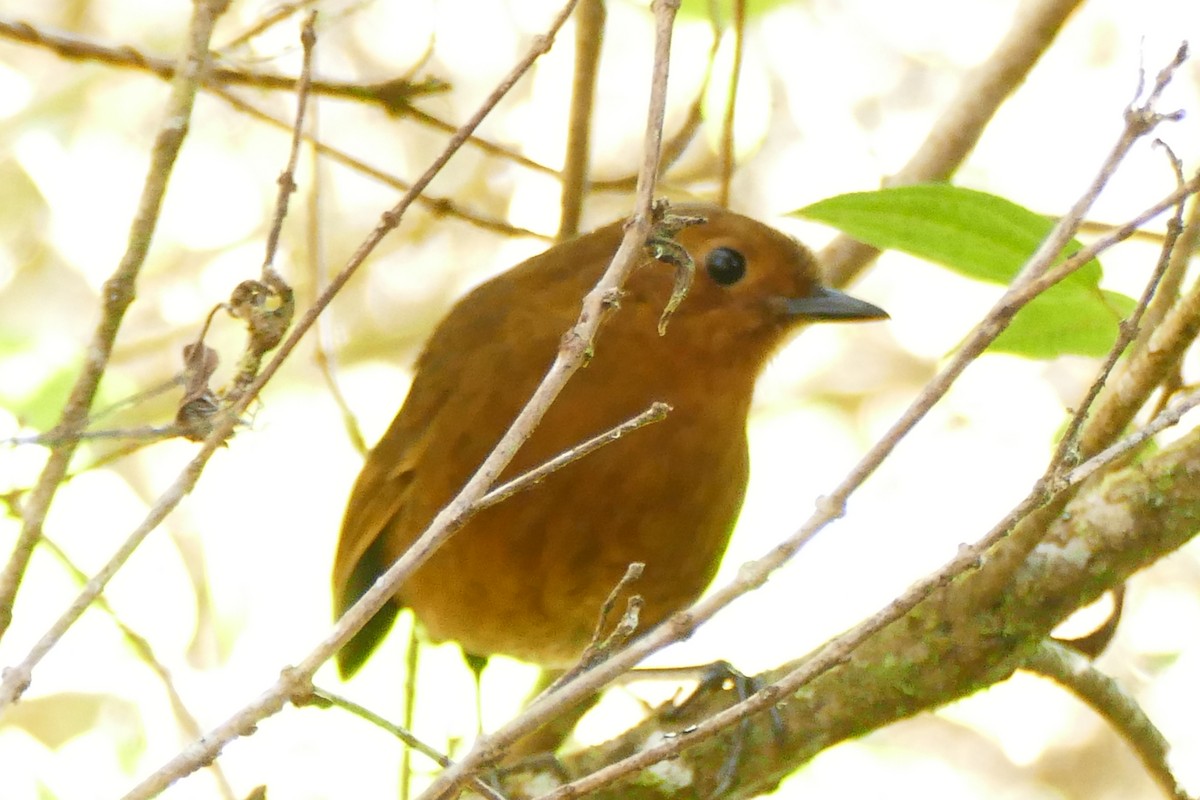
<box><xmin>794</xmin><ymin>184</ymin><xmax>1136</xmax><ymax>359</ymax></box>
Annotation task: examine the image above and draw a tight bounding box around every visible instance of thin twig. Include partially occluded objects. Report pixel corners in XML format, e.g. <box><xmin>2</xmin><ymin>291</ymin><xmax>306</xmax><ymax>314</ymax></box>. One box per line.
<box><xmin>5</xmin><ymin>425</ymin><xmax>186</xmax><ymax>446</ymax></box>
<box><xmin>820</xmin><ymin>0</ymin><xmax>1088</xmax><ymax>286</ymax></box>
<box><xmin>401</xmin><ymin>106</ymin><xmax>559</xmax><ymax>177</ymax></box>
<box><xmin>408</xmin><ymin>3</ymin><xmax>682</xmax><ymax>797</ymax></box>
<box><xmin>557</xmin><ymin>0</ymin><xmax>605</xmax><ymax>240</ymax></box>
<box><xmin>442</xmin><ymin>114</ymin><xmax>1200</xmax><ymax>800</ymax></box>
<box><xmin>79</xmin><ymin>5</ymin><xmax>581</xmax><ymax>795</ymax></box>
<box><xmin>1044</xmin><ymin>146</ymin><xmax>1190</xmax><ymax>478</ymax></box>
<box><xmin>216</xmin><ymin>0</ymin><xmax>319</xmax><ymax>51</ymax></box>
<box><xmin>1080</xmin><ymin>195</ymin><xmax>1200</xmax><ymax>458</ymax></box>
<box><xmin>716</xmin><ymin>0</ymin><xmax>745</xmax><ymax>207</ymax></box>
<box><xmin>1125</xmin><ymin>188</ymin><xmax>1199</xmax><ymax>351</ymax></box>
<box><xmin>972</xmin><ymin>53</ymin><xmax>1193</xmax><ymax>593</ymax></box>
<box><xmin>583</xmin><ymin>563</ymin><xmax>645</xmax><ymax>659</ymax></box>
<box><xmin>476</xmin><ymin>402</ymin><xmax>670</xmax><ymax>512</ymax></box>
<box><xmin>261</xmin><ymin>12</ymin><xmax>316</xmax><ymax>272</ymax></box>
<box><xmin>590</xmin><ymin>102</ymin><xmax>704</xmax><ymax>193</ymax></box>
<box><xmin>589</xmin><ymin>9</ymin><xmax>717</xmax><ymax>195</ymax></box>
<box><xmin>400</xmin><ymin>622</ymin><xmax>421</xmax><ymax>800</ymax></box>
<box><xmin>0</xmin><ymin>16</ymin><xmax>445</xmax><ymax>108</ymax></box>
<box><xmin>1025</xmin><ymin>641</ymin><xmax>1188</xmax><ymax>800</ymax></box>
<box><xmin>536</xmin><ymin>562</ymin><xmax>648</xmax><ymax>696</ymax></box>
<box><xmin>298</xmin><ymin>51</ymin><xmax>368</xmax><ymax>457</ymax></box>
<box><xmin>540</xmin><ymin>380</ymin><xmax>1200</xmax><ymax>798</ymax></box>
<box><xmin>312</xmin><ymin>687</ymin><xmax>509</xmax><ymax>800</ymax></box>
<box><xmin>209</xmin><ymin>86</ymin><xmax>550</xmax><ymax>241</ymax></box>
<box><xmin>36</xmin><ymin>536</ymin><xmax>236</xmax><ymax>800</ymax></box>
<box><xmin>0</xmin><ymin>16</ymin><xmax>565</xmax><ymax>179</ymax></box>
<box><xmin>0</xmin><ymin>0</ymin><xmax>231</xmax><ymax>643</ymax></box>
<box><xmin>1060</xmin><ymin>386</ymin><xmax>1200</xmax><ymax>488</ymax></box>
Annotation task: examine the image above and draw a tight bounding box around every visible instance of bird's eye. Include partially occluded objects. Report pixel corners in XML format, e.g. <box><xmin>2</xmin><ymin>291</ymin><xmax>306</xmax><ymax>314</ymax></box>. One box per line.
<box><xmin>705</xmin><ymin>247</ymin><xmax>746</xmax><ymax>286</ymax></box>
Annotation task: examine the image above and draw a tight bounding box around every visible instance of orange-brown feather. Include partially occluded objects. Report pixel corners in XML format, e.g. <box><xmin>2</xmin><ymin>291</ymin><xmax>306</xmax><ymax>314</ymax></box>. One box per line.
<box><xmin>333</xmin><ymin>203</ymin><xmax>879</xmax><ymax>674</ymax></box>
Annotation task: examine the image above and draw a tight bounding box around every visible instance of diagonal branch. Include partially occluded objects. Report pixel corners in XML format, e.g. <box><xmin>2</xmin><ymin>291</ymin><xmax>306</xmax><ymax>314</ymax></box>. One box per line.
<box><xmin>0</xmin><ymin>0</ymin><xmax>232</xmax><ymax>643</ymax></box>
<box><xmin>546</xmin><ymin>413</ymin><xmax>1200</xmax><ymax>799</ymax></box>
<box><xmin>819</xmin><ymin>0</ymin><xmax>1088</xmax><ymax>287</ymax></box>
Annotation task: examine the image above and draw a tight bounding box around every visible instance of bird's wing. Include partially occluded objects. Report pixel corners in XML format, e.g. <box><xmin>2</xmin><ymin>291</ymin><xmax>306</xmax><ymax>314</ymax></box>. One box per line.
<box><xmin>330</xmin><ymin>240</ymin><xmax>612</xmax><ymax>677</ymax></box>
<box><xmin>331</xmin><ymin>383</ymin><xmax>443</xmax><ymax>678</ymax></box>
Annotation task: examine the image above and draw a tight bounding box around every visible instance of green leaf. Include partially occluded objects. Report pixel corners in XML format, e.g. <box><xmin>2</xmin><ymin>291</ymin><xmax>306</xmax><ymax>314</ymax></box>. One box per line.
<box><xmin>795</xmin><ymin>184</ymin><xmax>1135</xmax><ymax>359</ymax></box>
<box><xmin>994</xmin><ymin>288</ymin><xmax>1135</xmax><ymax>359</ymax></box>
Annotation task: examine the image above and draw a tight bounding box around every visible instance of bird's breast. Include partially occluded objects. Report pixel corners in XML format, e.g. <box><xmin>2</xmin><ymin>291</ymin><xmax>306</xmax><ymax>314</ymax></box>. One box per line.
<box><xmin>390</xmin><ymin>350</ymin><xmax>753</xmax><ymax>666</ymax></box>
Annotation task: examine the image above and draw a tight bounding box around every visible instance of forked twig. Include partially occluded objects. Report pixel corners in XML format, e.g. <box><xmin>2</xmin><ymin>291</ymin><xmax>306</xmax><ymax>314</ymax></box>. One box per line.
<box><xmin>0</xmin><ymin>0</ymin><xmax>232</xmax><ymax>645</ymax></box>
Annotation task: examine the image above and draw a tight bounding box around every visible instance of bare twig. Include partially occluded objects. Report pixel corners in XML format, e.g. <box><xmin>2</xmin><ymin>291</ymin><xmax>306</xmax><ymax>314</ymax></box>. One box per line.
<box><xmin>408</xmin><ymin>3</ymin><xmax>683</xmax><ymax>797</ymax></box>
<box><xmin>74</xmin><ymin>4</ymin><xmax>584</xmax><ymax>795</ymax></box>
<box><xmin>261</xmin><ymin>11</ymin><xmax>317</xmax><ymax>273</ymax></box>
<box><xmin>0</xmin><ymin>16</ymin><xmax>445</xmax><ymax>111</ymax></box>
<box><xmin>971</xmin><ymin>48</ymin><xmax>1191</xmax><ymax>593</ymax></box>
<box><xmin>216</xmin><ymin>0</ymin><xmax>319</xmax><ymax>52</ymax></box>
<box><xmin>0</xmin><ymin>15</ymin><xmax>566</xmax><ymax>179</ymax></box>
<box><xmin>1025</xmin><ymin>641</ymin><xmax>1188</xmax><ymax>800</ymax></box>
<box><xmin>37</xmin><ymin>536</ymin><xmax>236</xmax><ymax>800</ymax></box>
<box><xmin>557</xmin><ymin>0</ymin><xmax>606</xmax><ymax>240</ymax></box>
<box><xmin>0</xmin><ymin>0</ymin><xmax>231</xmax><ymax>642</ymax></box>
<box><xmin>298</xmin><ymin>61</ymin><xmax>369</xmax><ymax>457</ymax></box>
<box><xmin>589</xmin><ymin>10</ymin><xmax>717</xmax><ymax>194</ymax></box>
<box><xmin>1078</xmin><ymin>194</ymin><xmax>1200</xmax><ymax>458</ymax></box>
<box><xmin>401</xmin><ymin>106</ymin><xmax>559</xmax><ymax>176</ymax></box>
<box><xmin>1127</xmin><ymin>190</ymin><xmax>1200</xmax><ymax>351</ymax></box>
<box><xmin>209</xmin><ymin>86</ymin><xmax>550</xmax><ymax>240</ymax></box>
<box><xmin>312</xmin><ymin>687</ymin><xmax>509</xmax><ymax>800</ymax></box>
<box><xmin>217</xmin><ymin>15</ymin><xmax>319</xmax><ymax>407</ymax></box>
<box><xmin>400</xmin><ymin>623</ymin><xmax>421</xmax><ymax>800</ymax></box>
<box><xmin>442</xmin><ymin>106</ymin><xmax>1200</xmax><ymax>799</ymax></box>
<box><xmin>538</xmin><ymin>561</ymin><xmax>648</xmax><ymax>693</ymax></box>
<box><xmin>476</xmin><ymin>402</ymin><xmax>670</xmax><ymax>511</ymax></box>
<box><xmin>1059</xmin><ymin>385</ymin><xmax>1200</xmax><ymax>488</ymax></box>
<box><xmin>590</xmin><ymin>101</ymin><xmax>704</xmax><ymax>193</ymax></box>
<box><xmin>820</xmin><ymin>0</ymin><xmax>1088</xmax><ymax>286</ymax></box>
<box><xmin>540</xmin><ymin>381</ymin><xmax>1200</xmax><ymax>799</ymax></box>
<box><xmin>5</xmin><ymin>424</ymin><xmax>186</xmax><ymax>447</ymax></box>
<box><xmin>716</xmin><ymin>0</ymin><xmax>745</xmax><ymax>207</ymax></box>
<box><xmin>1045</xmin><ymin>146</ymin><xmax>1190</xmax><ymax>478</ymax></box>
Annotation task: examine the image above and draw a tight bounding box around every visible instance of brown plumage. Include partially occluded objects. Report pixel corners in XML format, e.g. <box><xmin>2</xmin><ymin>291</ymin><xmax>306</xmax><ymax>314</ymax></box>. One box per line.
<box><xmin>333</xmin><ymin>204</ymin><xmax>886</xmax><ymax>677</ymax></box>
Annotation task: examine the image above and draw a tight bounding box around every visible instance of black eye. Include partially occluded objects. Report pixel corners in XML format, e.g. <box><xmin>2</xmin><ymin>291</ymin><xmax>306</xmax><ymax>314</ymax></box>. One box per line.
<box><xmin>705</xmin><ymin>247</ymin><xmax>746</xmax><ymax>286</ymax></box>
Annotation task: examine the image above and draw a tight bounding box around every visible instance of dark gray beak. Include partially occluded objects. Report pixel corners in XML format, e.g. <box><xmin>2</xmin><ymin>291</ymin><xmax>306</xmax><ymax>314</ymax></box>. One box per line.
<box><xmin>779</xmin><ymin>286</ymin><xmax>888</xmax><ymax>321</ymax></box>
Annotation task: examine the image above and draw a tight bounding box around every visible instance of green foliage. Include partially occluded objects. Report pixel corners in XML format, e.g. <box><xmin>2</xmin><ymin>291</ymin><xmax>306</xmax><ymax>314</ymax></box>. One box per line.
<box><xmin>796</xmin><ymin>184</ymin><xmax>1136</xmax><ymax>358</ymax></box>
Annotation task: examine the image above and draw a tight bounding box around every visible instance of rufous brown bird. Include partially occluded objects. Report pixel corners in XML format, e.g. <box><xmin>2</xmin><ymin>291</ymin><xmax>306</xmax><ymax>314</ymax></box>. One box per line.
<box><xmin>333</xmin><ymin>203</ymin><xmax>886</xmax><ymax>678</ymax></box>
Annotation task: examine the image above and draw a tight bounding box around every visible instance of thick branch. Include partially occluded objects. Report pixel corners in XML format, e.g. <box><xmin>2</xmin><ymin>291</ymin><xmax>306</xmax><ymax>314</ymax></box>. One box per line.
<box><xmin>546</xmin><ymin>423</ymin><xmax>1200</xmax><ymax>799</ymax></box>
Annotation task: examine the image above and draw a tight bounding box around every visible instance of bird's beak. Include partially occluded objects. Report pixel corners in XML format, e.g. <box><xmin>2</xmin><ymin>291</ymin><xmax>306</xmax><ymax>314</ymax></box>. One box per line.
<box><xmin>778</xmin><ymin>286</ymin><xmax>888</xmax><ymax>321</ymax></box>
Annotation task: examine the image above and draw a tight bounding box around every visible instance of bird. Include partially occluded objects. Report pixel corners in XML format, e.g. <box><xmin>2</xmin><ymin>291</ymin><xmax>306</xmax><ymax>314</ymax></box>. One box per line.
<box><xmin>332</xmin><ymin>202</ymin><xmax>887</xmax><ymax>680</ymax></box>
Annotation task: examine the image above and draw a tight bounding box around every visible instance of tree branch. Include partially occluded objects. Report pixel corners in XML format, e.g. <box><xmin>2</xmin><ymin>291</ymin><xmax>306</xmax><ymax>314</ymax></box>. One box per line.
<box><xmin>819</xmin><ymin>0</ymin><xmax>1088</xmax><ymax>287</ymax></box>
<box><xmin>541</xmin><ymin>421</ymin><xmax>1200</xmax><ymax>798</ymax></box>
<box><xmin>0</xmin><ymin>0</ymin><xmax>231</xmax><ymax>643</ymax></box>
